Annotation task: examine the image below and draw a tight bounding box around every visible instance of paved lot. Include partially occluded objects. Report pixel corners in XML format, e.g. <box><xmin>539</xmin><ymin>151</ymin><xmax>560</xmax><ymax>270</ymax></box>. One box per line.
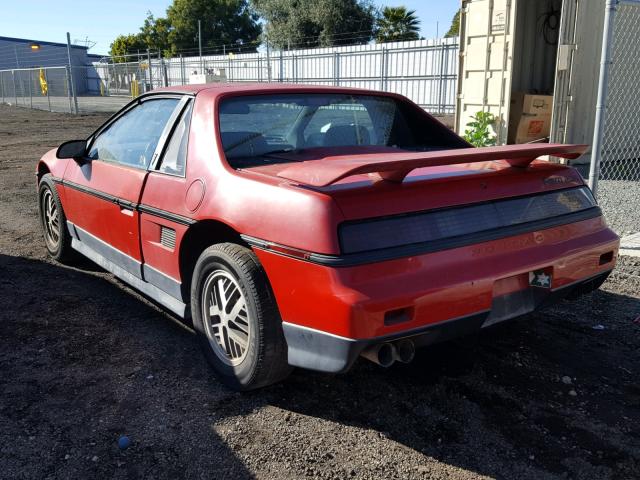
<box><xmin>0</xmin><ymin>105</ymin><xmax>639</xmax><ymax>480</ymax></box>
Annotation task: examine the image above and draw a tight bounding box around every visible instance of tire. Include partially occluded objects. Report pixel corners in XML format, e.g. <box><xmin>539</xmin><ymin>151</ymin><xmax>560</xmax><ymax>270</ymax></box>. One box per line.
<box><xmin>38</xmin><ymin>174</ymin><xmax>75</xmax><ymax>263</ymax></box>
<box><xmin>191</xmin><ymin>243</ymin><xmax>292</xmax><ymax>391</ymax></box>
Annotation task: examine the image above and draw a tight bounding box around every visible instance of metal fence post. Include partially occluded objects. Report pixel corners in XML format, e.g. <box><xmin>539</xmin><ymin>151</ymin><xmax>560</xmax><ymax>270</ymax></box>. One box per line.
<box><xmin>162</xmin><ymin>58</ymin><xmax>168</xmax><ymax>87</ymax></box>
<box><xmin>588</xmin><ymin>0</ymin><xmax>619</xmax><ymax>196</ymax></box>
<box><xmin>0</xmin><ymin>72</ymin><xmax>4</xmax><ymax>104</ymax></box>
<box><xmin>66</xmin><ymin>33</ymin><xmax>79</xmax><ymax>114</ymax></box>
<box><xmin>266</xmin><ymin>39</ymin><xmax>272</xmax><ymax>82</ymax></box>
<box><xmin>28</xmin><ymin>70</ymin><xmax>33</xmax><ymax>109</ymax></box>
<box><xmin>437</xmin><ymin>42</ymin><xmax>446</xmax><ymax>114</ymax></box>
<box><xmin>293</xmin><ymin>54</ymin><xmax>298</xmax><ymax>82</ymax></box>
<box><xmin>180</xmin><ymin>54</ymin><xmax>185</xmax><ymax>85</ymax></box>
<box><xmin>147</xmin><ymin>49</ymin><xmax>153</xmax><ymax>90</ymax></box>
<box><xmin>334</xmin><ymin>52</ymin><xmax>340</xmax><ymax>86</ymax></box>
<box><xmin>12</xmin><ymin>70</ymin><xmax>17</xmax><ymax>106</ymax></box>
<box><xmin>44</xmin><ymin>68</ymin><xmax>51</xmax><ymax>112</ymax></box>
<box><xmin>279</xmin><ymin>50</ymin><xmax>284</xmax><ymax>82</ymax></box>
<box><xmin>380</xmin><ymin>48</ymin><xmax>387</xmax><ymax>91</ymax></box>
<box><xmin>105</xmin><ymin>63</ymin><xmax>111</xmax><ymax>96</ymax></box>
<box><xmin>65</xmin><ymin>66</ymin><xmax>73</xmax><ymax>113</ymax></box>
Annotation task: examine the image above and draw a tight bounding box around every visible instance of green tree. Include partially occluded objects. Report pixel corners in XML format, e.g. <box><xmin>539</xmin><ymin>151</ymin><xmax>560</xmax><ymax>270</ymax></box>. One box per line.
<box><xmin>445</xmin><ymin>10</ymin><xmax>460</xmax><ymax>38</ymax></box>
<box><xmin>109</xmin><ymin>34</ymin><xmax>147</xmax><ymax>62</ymax></box>
<box><xmin>140</xmin><ymin>13</ymin><xmax>172</xmax><ymax>56</ymax></box>
<box><xmin>375</xmin><ymin>6</ymin><xmax>420</xmax><ymax>43</ymax></box>
<box><xmin>167</xmin><ymin>0</ymin><xmax>261</xmax><ymax>55</ymax></box>
<box><xmin>251</xmin><ymin>0</ymin><xmax>377</xmax><ymax>49</ymax></box>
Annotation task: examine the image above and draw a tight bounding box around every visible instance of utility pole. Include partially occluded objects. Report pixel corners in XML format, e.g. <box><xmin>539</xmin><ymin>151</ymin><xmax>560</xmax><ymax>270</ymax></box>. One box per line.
<box><xmin>66</xmin><ymin>32</ymin><xmax>79</xmax><ymax>114</ymax></box>
<box><xmin>198</xmin><ymin>19</ymin><xmax>203</xmax><ymax>72</ymax></box>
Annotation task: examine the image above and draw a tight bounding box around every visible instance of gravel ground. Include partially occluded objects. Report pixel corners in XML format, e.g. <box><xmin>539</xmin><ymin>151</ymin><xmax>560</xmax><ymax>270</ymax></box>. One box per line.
<box><xmin>597</xmin><ymin>180</ymin><xmax>640</xmax><ymax>237</ymax></box>
<box><xmin>0</xmin><ymin>105</ymin><xmax>639</xmax><ymax>480</ymax></box>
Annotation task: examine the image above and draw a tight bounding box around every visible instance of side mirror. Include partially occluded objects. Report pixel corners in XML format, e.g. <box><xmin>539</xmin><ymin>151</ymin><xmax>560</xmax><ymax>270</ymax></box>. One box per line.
<box><xmin>56</xmin><ymin>140</ymin><xmax>87</xmax><ymax>161</ymax></box>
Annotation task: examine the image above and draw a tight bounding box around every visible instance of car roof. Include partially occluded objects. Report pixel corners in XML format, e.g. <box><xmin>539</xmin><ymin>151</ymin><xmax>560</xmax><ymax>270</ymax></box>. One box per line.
<box><xmin>151</xmin><ymin>82</ymin><xmax>401</xmax><ymax>99</ymax></box>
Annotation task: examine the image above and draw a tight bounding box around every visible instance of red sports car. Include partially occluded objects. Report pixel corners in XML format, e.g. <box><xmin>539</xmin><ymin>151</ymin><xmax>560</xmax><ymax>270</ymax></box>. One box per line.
<box><xmin>37</xmin><ymin>84</ymin><xmax>619</xmax><ymax>390</ymax></box>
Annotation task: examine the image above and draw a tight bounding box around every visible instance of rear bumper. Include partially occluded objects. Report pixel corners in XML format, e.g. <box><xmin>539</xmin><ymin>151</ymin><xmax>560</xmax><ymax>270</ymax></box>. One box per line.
<box><xmin>252</xmin><ymin>216</ymin><xmax>619</xmax><ymax>372</ymax></box>
<box><xmin>280</xmin><ymin>270</ymin><xmax>611</xmax><ymax>373</ymax></box>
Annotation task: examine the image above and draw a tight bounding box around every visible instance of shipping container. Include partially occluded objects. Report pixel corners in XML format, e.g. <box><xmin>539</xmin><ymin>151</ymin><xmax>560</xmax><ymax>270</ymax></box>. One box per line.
<box><xmin>455</xmin><ymin>0</ymin><xmax>606</xmax><ymax>165</ymax></box>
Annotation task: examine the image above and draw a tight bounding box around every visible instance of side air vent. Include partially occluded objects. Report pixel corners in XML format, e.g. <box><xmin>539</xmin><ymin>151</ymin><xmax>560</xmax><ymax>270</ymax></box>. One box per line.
<box><xmin>160</xmin><ymin>226</ymin><xmax>176</xmax><ymax>250</ymax></box>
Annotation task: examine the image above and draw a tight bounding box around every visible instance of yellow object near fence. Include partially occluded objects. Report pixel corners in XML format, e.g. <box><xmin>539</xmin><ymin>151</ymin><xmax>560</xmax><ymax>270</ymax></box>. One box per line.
<box><xmin>131</xmin><ymin>80</ymin><xmax>140</xmax><ymax>98</ymax></box>
<box><xmin>39</xmin><ymin>69</ymin><xmax>48</xmax><ymax>96</ymax></box>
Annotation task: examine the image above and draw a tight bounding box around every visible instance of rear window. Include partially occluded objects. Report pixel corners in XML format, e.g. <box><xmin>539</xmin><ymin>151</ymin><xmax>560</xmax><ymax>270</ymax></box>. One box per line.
<box><xmin>218</xmin><ymin>93</ymin><xmax>467</xmax><ymax>168</ymax></box>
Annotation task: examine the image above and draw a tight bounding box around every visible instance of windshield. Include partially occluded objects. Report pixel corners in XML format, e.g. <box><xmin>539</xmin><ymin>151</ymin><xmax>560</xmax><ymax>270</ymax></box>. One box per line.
<box><xmin>218</xmin><ymin>93</ymin><xmax>468</xmax><ymax>168</ymax></box>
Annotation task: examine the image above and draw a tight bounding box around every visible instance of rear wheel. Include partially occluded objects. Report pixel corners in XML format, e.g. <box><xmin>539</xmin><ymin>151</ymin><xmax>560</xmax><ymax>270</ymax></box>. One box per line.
<box><xmin>38</xmin><ymin>174</ymin><xmax>74</xmax><ymax>263</ymax></box>
<box><xmin>191</xmin><ymin>243</ymin><xmax>292</xmax><ymax>391</ymax></box>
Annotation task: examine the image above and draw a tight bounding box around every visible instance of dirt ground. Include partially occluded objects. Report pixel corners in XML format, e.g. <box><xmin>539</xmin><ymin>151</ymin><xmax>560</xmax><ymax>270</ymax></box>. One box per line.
<box><xmin>0</xmin><ymin>105</ymin><xmax>639</xmax><ymax>480</ymax></box>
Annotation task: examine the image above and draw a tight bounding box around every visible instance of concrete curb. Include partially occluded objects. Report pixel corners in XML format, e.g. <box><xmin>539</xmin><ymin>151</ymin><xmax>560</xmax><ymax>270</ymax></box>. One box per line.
<box><xmin>619</xmin><ymin>232</ymin><xmax>640</xmax><ymax>258</ymax></box>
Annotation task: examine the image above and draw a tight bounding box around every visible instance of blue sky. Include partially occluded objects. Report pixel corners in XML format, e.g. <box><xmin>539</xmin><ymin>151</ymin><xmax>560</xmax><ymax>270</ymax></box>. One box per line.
<box><xmin>0</xmin><ymin>0</ymin><xmax>459</xmax><ymax>55</ymax></box>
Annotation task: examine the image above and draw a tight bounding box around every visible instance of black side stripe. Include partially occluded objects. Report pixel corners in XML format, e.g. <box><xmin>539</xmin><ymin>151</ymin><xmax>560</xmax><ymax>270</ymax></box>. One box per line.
<box><xmin>58</xmin><ymin>178</ymin><xmax>196</xmax><ymax>226</ymax></box>
<box><xmin>137</xmin><ymin>204</ymin><xmax>195</xmax><ymax>226</ymax></box>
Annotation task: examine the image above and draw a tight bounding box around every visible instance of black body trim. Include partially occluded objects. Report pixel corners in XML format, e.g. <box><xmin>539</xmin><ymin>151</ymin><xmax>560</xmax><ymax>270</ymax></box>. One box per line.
<box><xmin>67</xmin><ymin>222</ymin><xmax>187</xmax><ymax>317</ymax></box>
<box><xmin>59</xmin><ymin>179</ymin><xmax>196</xmax><ymax>226</ymax></box>
<box><xmin>243</xmin><ymin>206</ymin><xmax>602</xmax><ymax>267</ymax></box>
<box><xmin>137</xmin><ymin>204</ymin><xmax>196</xmax><ymax>226</ymax></box>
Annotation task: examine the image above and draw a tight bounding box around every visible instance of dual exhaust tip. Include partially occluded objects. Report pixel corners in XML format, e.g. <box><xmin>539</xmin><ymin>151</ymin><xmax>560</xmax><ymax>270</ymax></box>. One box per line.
<box><xmin>360</xmin><ymin>339</ymin><xmax>415</xmax><ymax>367</ymax></box>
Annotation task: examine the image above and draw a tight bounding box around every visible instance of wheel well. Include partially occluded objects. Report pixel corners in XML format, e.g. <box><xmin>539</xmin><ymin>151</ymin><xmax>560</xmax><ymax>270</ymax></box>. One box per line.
<box><xmin>37</xmin><ymin>162</ymin><xmax>50</xmax><ymax>184</ymax></box>
<box><xmin>179</xmin><ymin>220</ymin><xmax>248</xmax><ymax>299</ymax></box>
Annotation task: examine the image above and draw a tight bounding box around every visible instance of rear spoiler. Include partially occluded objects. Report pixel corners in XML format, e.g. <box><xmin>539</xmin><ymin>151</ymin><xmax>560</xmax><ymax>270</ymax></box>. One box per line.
<box><xmin>276</xmin><ymin>144</ymin><xmax>588</xmax><ymax>187</ymax></box>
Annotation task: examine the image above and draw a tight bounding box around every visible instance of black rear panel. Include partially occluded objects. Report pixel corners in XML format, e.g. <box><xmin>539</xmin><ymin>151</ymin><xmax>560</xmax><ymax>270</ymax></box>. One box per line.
<box><xmin>339</xmin><ymin>187</ymin><xmax>597</xmax><ymax>254</ymax></box>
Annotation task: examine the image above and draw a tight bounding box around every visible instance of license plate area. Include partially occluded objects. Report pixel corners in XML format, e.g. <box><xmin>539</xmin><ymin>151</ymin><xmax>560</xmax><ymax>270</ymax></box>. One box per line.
<box><xmin>529</xmin><ymin>269</ymin><xmax>553</xmax><ymax>289</ymax></box>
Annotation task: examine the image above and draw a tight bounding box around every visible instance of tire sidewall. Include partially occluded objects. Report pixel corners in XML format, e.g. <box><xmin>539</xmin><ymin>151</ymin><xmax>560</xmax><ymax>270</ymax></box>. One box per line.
<box><xmin>38</xmin><ymin>178</ymin><xmax>64</xmax><ymax>259</ymax></box>
<box><xmin>191</xmin><ymin>250</ymin><xmax>262</xmax><ymax>389</ymax></box>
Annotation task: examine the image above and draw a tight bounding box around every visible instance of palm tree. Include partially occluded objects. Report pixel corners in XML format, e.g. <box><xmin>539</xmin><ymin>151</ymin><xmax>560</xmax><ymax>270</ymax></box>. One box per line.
<box><xmin>375</xmin><ymin>6</ymin><xmax>421</xmax><ymax>43</ymax></box>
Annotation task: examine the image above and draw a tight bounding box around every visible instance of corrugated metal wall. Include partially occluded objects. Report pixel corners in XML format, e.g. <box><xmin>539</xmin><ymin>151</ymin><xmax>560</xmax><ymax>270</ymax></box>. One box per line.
<box><xmin>93</xmin><ymin>38</ymin><xmax>459</xmax><ymax>114</ymax></box>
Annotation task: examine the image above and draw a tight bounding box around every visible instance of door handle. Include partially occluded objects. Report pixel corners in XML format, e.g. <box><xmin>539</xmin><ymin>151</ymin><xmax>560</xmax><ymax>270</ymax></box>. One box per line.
<box><xmin>120</xmin><ymin>206</ymin><xmax>134</xmax><ymax>217</ymax></box>
<box><xmin>117</xmin><ymin>199</ymin><xmax>136</xmax><ymax>216</ymax></box>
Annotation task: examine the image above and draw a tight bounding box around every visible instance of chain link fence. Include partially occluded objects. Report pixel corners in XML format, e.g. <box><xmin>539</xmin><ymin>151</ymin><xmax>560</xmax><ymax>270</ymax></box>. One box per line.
<box><xmin>2</xmin><ymin>39</ymin><xmax>459</xmax><ymax>118</ymax></box>
<box><xmin>0</xmin><ymin>65</ymin><xmax>134</xmax><ymax>113</ymax></box>
<box><xmin>590</xmin><ymin>0</ymin><xmax>640</xmax><ymax>236</ymax></box>
<box><xmin>0</xmin><ymin>67</ymin><xmax>71</xmax><ymax>111</ymax></box>
<box><xmin>599</xmin><ymin>2</ymin><xmax>640</xmax><ymax>182</ymax></box>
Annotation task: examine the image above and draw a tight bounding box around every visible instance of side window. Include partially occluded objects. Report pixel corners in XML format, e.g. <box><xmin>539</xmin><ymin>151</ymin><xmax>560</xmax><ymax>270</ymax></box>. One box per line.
<box><xmin>158</xmin><ymin>101</ymin><xmax>193</xmax><ymax>176</ymax></box>
<box><xmin>88</xmin><ymin>98</ymin><xmax>180</xmax><ymax>169</ymax></box>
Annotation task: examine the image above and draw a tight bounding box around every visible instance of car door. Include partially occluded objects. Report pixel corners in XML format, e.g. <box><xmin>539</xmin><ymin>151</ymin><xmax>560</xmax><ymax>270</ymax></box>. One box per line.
<box><xmin>62</xmin><ymin>95</ymin><xmax>184</xmax><ymax>279</ymax></box>
<box><xmin>137</xmin><ymin>99</ymin><xmax>194</xmax><ymax>301</ymax></box>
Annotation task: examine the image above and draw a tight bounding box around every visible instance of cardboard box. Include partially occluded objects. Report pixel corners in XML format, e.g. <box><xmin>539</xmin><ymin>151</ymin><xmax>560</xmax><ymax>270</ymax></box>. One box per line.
<box><xmin>512</xmin><ymin>113</ymin><xmax>552</xmax><ymax>144</ymax></box>
<box><xmin>508</xmin><ymin>93</ymin><xmax>553</xmax><ymax>144</ymax></box>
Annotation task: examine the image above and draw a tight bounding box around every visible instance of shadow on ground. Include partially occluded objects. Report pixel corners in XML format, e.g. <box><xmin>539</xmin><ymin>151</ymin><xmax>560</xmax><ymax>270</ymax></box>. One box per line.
<box><xmin>1</xmin><ymin>253</ymin><xmax>639</xmax><ymax>479</ymax></box>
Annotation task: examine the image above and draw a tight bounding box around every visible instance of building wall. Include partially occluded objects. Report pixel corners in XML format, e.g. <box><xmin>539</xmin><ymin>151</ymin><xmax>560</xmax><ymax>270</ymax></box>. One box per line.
<box><xmin>0</xmin><ymin>37</ymin><xmax>92</xmax><ymax>93</ymax></box>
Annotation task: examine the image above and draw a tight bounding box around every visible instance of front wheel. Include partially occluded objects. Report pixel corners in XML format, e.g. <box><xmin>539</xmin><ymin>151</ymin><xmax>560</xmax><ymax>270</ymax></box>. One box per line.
<box><xmin>190</xmin><ymin>243</ymin><xmax>292</xmax><ymax>391</ymax></box>
<box><xmin>38</xmin><ymin>174</ymin><xmax>75</xmax><ymax>263</ymax></box>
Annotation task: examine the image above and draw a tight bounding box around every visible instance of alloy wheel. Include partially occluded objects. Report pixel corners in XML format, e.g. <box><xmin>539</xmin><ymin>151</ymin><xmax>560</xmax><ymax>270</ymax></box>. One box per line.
<box><xmin>42</xmin><ymin>189</ymin><xmax>60</xmax><ymax>250</ymax></box>
<box><xmin>201</xmin><ymin>269</ymin><xmax>251</xmax><ymax>366</ymax></box>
